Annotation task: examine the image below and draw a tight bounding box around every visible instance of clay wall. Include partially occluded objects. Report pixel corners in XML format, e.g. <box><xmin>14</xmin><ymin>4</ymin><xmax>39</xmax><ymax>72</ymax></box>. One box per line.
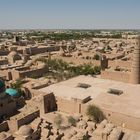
<box><xmin>53</xmin><ymin>56</ymin><xmax>100</xmax><ymax>66</ymax></box>
<box><xmin>0</xmin><ymin>70</ymin><xmax>12</xmax><ymax>80</ymax></box>
<box><xmin>10</xmin><ymin>70</ymin><xmax>20</xmax><ymax>80</ymax></box>
<box><xmin>0</xmin><ymin>97</ymin><xmax>16</xmax><ymax>118</ymax></box>
<box><xmin>102</xmin><ymin>109</ymin><xmax>140</xmax><ymax>131</ymax></box>
<box><xmin>23</xmin><ymin>46</ymin><xmax>60</xmax><ymax>55</ymax></box>
<box><xmin>19</xmin><ymin>68</ymin><xmax>47</xmax><ymax>78</ymax></box>
<box><xmin>56</xmin><ymin>97</ymin><xmax>81</xmax><ymax>114</ymax></box>
<box><xmin>108</xmin><ymin>60</ymin><xmax>132</xmax><ymax>68</ymax></box>
<box><xmin>11</xmin><ymin>67</ymin><xmax>48</xmax><ymax>80</ymax></box>
<box><xmin>77</xmin><ymin>102</ymin><xmax>140</xmax><ymax>131</ymax></box>
<box><xmin>18</xmin><ymin>110</ymin><xmax>40</xmax><ymax>129</ymax></box>
<box><xmin>8</xmin><ymin>110</ymin><xmax>40</xmax><ymax>132</ymax></box>
<box><xmin>0</xmin><ymin>50</ymin><xmax>9</xmax><ymax>56</ymax></box>
<box><xmin>101</xmin><ymin>71</ymin><xmax>130</xmax><ymax>83</ymax></box>
<box><xmin>0</xmin><ymin>59</ymin><xmax>8</xmax><ymax>65</ymax></box>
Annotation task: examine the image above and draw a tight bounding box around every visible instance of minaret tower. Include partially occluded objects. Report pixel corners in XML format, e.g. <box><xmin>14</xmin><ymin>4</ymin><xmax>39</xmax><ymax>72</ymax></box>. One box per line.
<box><xmin>130</xmin><ymin>36</ymin><xmax>140</xmax><ymax>84</ymax></box>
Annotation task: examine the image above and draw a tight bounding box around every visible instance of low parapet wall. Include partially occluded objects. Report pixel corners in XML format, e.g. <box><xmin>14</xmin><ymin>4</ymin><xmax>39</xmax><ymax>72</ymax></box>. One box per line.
<box><xmin>108</xmin><ymin>60</ymin><xmax>132</xmax><ymax>68</ymax></box>
<box><xmin>101</xmin><ymin>70</ymin><xmax>130</xmax><ymax>83</ymax></box>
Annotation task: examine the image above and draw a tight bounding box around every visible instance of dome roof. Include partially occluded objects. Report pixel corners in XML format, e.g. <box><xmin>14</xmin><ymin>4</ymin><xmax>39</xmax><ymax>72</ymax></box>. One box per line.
<box><xmin>18</xmin><ymin>125</ymin><xmax>33</xmax><ymax>136</ymax></box>
<box><xmin>0</xmin><ymin>133</ymin><xmax>7</xmax><ymax>139</ymax></box>
<box><xmin>5</xmin><ymin>88</ymin><xmax>18</xmax><ymax>97</ymax></box>
<box><xmin>8</xmin><ymin>51</ymin><xmax>17</xmax><ymax>57</ymax></box>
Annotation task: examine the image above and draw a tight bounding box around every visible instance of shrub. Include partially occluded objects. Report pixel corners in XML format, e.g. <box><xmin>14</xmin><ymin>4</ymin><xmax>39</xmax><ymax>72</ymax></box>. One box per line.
<box><xmin>68</xmin><ymin>116</ymin><xmax>77</xmax><ymax>126</ymax></box>
<box><xmin>94</xmin><ymin>54</ymin><xmax>100</xmax><ymax>60</ymax></box>
<box><xmin>86</xmin><ymin>105</ymin><xmax>105</xmax><ymax>123</ymax></box>
<box><xmin>54</xmin><ymin>114</ymin><xmax>63</xmax><ymax>129</ymax></box>
<box><xmin>83</xmin><ymin>135</ymin><xmax>89</xmax><ymax>140</ymax></box>
<box><xmin>93</xmin><ymin>66</ymin><xmax>101</xmax><ymax>74</ymax></box>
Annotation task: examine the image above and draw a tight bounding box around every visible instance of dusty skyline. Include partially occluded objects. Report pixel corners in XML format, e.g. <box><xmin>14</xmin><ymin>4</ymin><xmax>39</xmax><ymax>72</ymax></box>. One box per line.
<box><xmin>0</xmin><ymin>0</ymin><xmax>140</xmax><ymax>29</ymax></box>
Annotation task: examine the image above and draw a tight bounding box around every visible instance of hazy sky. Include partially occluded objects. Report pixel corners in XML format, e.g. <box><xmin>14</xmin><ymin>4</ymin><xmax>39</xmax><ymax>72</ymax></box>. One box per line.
<box><xmin>0</xmin><ymin>0</ymin><xmax>140</xmax><ymax>29</ymax></box>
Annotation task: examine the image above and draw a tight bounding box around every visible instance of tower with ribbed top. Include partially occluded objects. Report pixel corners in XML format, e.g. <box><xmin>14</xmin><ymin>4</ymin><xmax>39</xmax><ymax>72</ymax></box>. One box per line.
<box><xmin>130</xmin><ymin>36</ymin><xmax>140</xmax><ymax>84</ymax></box>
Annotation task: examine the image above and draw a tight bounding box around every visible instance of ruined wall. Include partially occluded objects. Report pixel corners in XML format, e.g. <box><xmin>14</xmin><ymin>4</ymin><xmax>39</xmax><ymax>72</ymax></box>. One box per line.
<box><xmin>8</xmin><ymin>110</ymin><xmax>40</xmax><ymax>132</ymax></box>
<box><xmin>11</xmin><ymin>67</ymin><xmax>48</xmax><ymax>80</ymax></box>
<box><xmin>102</xmin><ymin>109</ymin><xmax>140</xmax><ymax>131</ymax></box>
<box><xmin>0</xmin><ymin>121</ymin><xmax>9</xmax><ymax>133</ymax></box>
<box><xmin>0</xmin><ymin>59</ymin><xmax>8</xmax><ymax>65</ymax></box>
<box><xmin>0</xmin><ymin>50</ymin><xmax>9</xmax><ymax>56</ymax></box>
<box><xmin>0</xmin><ymin>70</ymin><xmax>12</xmax><ymax>80</ymax></box>
<box><xmin>19</xmin><ymin>68</ymin><xmax>47</xmax><ymax>78</ymax></box>
<box><xmin>18</xmin><ymin>110</ymin><xmax>40</xmax><ymax>129</ymax></box>
<box><xmin>0</xmin><ymin>97</ymin><xmax>16</xmax><ymax>118</ymax></box>
<box><xmin>79</xmin><ymin>102</ymin><xmax>140</xmax><ymax>131</ymax></box>
<box><xmin>24</xmin><ymin>46</ymin><xmax>60</xmax><ymax>55</ymax></box>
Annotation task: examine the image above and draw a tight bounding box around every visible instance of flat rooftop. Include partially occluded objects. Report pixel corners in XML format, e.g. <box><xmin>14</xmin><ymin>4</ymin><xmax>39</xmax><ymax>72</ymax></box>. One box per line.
<box><xmin>39</xmin><ymin>75</ymin><xmax>140</xmax><ymax>118</ymax></box>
